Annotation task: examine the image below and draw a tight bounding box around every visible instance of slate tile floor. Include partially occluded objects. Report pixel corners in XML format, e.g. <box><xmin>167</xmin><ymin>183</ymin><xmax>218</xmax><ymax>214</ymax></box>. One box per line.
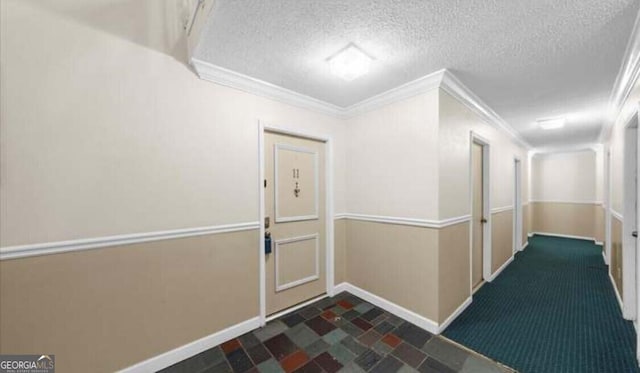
<box><xmin>159</xmin><ymin>292</ymin><xmax>514</xmax><ymax>373</ymax></box>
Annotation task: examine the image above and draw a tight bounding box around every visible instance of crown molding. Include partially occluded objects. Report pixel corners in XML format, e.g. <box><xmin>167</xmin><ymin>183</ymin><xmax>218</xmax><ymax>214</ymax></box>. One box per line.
<box><xmin>530</xmin><ymin>143</ymin><xmax>602</xmax><ymax>156</ymax></box>
<box><xmin>439</xmin><ymin>71</ymin><xmax>531</xmax><ymax>149</ymax></box>
<box><xmin>600</xmin><ymin>10</ymin><xmax>640</xmax><ymax>143</ymax></box>
<box><xmin>341</xmin><ymin>69</ymin><xmax>445</xmax><ymax>118</ymax></box>
<box><xmin>191</xmin><ymin>58</ymin><xmax>345</xmax><ymax>117</ymax></box>
<box><xmin>191</xmin><ymin>58</ymin><xmax>530</xmax><ymax>149</ymax></box>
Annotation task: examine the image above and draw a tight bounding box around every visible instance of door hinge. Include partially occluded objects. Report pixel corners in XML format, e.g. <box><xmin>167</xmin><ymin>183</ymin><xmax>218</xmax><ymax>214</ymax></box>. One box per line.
<box><xmin>264</xmin><ymin>179</ymin><xmax>267</xmax><ymax>188</ymax></box>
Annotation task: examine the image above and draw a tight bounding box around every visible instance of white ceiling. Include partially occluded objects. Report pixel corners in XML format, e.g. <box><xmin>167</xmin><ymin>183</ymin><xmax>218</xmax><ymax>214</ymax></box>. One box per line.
<box><xmin>194</xmin><ymin>0</ymin><xmax>639</xmax><ymax>148</ymax></box>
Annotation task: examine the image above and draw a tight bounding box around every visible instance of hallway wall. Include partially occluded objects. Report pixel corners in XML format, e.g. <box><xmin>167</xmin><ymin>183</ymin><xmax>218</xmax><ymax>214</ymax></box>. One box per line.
<box><xmin>604</xmin><ymin>59</ymin><xmax>640</xmax><ymax>303</ymax></box>
<box><xmin>530</xmin><ymin>150</ymin><xmax>603</xmax><ymax>241</ymax></box>
<box><xmin>0</xmin><ymin>1</ymin><xmax>347</xmax><ymax>372</ymax></box>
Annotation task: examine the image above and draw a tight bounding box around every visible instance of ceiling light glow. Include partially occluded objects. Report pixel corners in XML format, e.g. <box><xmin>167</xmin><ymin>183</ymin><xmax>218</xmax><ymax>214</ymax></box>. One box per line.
<box><xmin>328</xmin><ymin>44</ymin><xmax>372</xmax><ymax>82</ymax></box>
<box><xmin>537</xmin><ymin>117</ymin><xmax>565</xmax><ymax>130</ymax></box>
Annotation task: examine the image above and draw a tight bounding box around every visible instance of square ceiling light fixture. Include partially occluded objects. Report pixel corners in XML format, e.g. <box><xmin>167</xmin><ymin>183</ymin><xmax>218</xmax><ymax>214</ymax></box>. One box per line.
<box><xmin>328</xmin><ymin>44</ymin><xmax>372</xmax><ymax>81</ymax></box>
<box><xmin>537</xmin><ymin>117</ymin><xmax>566</xmax><ymax>130</ymax></box>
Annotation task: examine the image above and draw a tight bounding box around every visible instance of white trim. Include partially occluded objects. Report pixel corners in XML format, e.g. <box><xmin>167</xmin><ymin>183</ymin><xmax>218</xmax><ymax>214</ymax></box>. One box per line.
<box><xmin>118</xmin><ymin>317</ymin><xmax>260</xmax><ymax>373</ymax></box>
<box><xmin>513</xmin><ymin>157</ymin><xmax>523</xmax><ymax>254</ymax></box>
<box><xmin>333</xmin><ymin>213</ymin><xmax>348</xmax><ymax>220</ymax></box>
<box><xmin>530</xmin><ymin>144</ymin><xmax>601</xmax><ymax>156</ymax></box>
<box><xmin>470</xmin><ymin>132</ymin><xmax>493</xmax><ymax>285</ymax></box>
<box><xmin>488</xmin><ymin>256</ymin><xmax>514</xmax><ymax>282</ymax></box>
<box><xmin>437</xmin><ymin>297</ymin><xmax>472</xmax><ymax>334</ymax></box>
<box><xmin>191</xmin><ymin>60</ymin><xmax>529</xmax><ymax>150</ymax></box>
<box><xmin>529</xmin><ymin>200</ymin><xmax>603</xmax><ymax>205</ymax></box>
<box><xmin>343</xmin><ymin>69</ymin><xmax>445</xmax><ymax>117</ymax></box>
<box><xmin>612</xmin><ymin>209</ymin><xmax>624</xmax><ymax>222</ymax></box>
<box><xmin>0</xmin><ymin>222</ymin><xmax>260</xmax><ymax>261</ymax></box>
<box><xmin>335</xmin><ymin>283</ymin><xmax>439</xmax><ymax>334</ymax></box>
<box><xmin>274</xmin><ymin>234</ymin><xmax>320</xmax><ymax>292</ymax></box>
<box><xmin>521</xmin><ymin>241</ymin><xmax>529</xmax><ymax>250</ymax></box>
<box><xmin>442</xmin><ymin>73</ymin><xmax>531</xmax><ymax>149</ymax></box>
<box><xmin>531</xmin><ymin>232</ymin><xmax>597</xmax><ymax>242</ymax></box>
<box><xmin>599</xmin><ymin>9</ymin><xmax>640</xmax><ymax>142</ymax></box>
<box><xmin>259</xmin><ymin>122</ymin><xmax>334</xmax><ymax>325</ymax></box>
<box><xmin>491</xmin><ymin>205</ymin><xmax>513</xmax><ymax>214</ymax></box>
<box><xmin>610</xmin><ymin>271</ymin><xmax>625</xmax><ymax>314</ymax></box>
<box><xmin>265</xmin><ymin>294</ymin><xmax>328</xmax><ymax>323</ymax></box>
<box><xmin>334</xmin><ymin>213</ymin><xmax>471</xmax><ymax>229</ymax></box>
<box><xmin>595</xmin><ymin>241</ymin><xmax>604</xmax><ymax>246</ymax></box>
<box><xmin>274</xmin><ymin>143</ymin><xmax>319</xmax><ymax>223</ymax></box>
<box><xmin>191</xmin><ymin>59</ymin><xmax>344</xmax><ymax>117</ymax></box>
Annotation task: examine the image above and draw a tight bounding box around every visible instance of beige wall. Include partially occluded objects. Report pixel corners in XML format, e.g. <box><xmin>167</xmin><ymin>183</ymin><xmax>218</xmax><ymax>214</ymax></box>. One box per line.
<box><xmin>345</xmin><ymin>91</ymin><xmax>440</xmax><ymax>219</ymax></box>
<box><xmin>492</xmin><ymin>210</ymin><xmax>514</xmax><ymax>272</ymax></box>
<box><xmin>531</xmin><ymin>202</ymin><xmax>597</xmax><ymax>238</ymax></box>
<box><xmin>438</xmin><ymin>90</ymin><xmax>529</xmax><ymax>220</ymax></box>
<box><xmin>0</xmin><ymin>0</ymin><xmax>347</xmax><ymax>247</ymax></box>
<box><xmin>523</xmin><ymin>203</ymin><xmax>531</xmax><ymax>245</ymax></box>
<box><xmin>0</xmin><ymin>1</ymin><xmax>346</xmax><ymax>371</ymax></box>
<box><xmin>345</xmin><ymin>220</ymin><xmax>439</xmax><ymax>321</ymax></box>
<box><xmin>612</xmin><ymin>216</ymin><xmax>624</xmax><ymax>297</ymax></box>
<box><xmin>0</xmin><ymin>230</ymin><xmax>258</xmax><ymax>373</ymax></box>
<box><xmin>531</xmin><ymin>151</ymin><xmax>598</xmax><ymax>203</ymax></box>
<box><xmin>334</xmin><ymin>219</ymin><xmax>347</xmax><ymax>284</ymax></box>
<box><xmin>438</xmin><ymin>222</ymin><xmax>470</xmax><ymax>323</ymax></box>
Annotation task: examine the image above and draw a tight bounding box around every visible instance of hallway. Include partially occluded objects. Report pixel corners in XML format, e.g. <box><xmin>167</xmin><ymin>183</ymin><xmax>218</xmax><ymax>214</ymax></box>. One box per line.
<box><xmin>444</xmin><ymin>235</ymin><xmax>638</xmax><ymax>373</ymax></box>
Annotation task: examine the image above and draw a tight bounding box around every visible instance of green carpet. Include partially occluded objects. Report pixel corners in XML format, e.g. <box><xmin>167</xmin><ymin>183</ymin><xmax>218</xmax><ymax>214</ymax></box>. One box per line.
<box><xmin>443</xmin><ymin>235</ymin><xmax>638</xmax><ymax>373</ymax></box>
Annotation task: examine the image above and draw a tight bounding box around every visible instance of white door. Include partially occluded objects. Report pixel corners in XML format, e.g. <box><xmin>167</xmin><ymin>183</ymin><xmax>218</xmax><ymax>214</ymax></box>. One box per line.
<box><xmin>264</xmin><ymin>131</ymin><xmax>326</xmax><ymax>315</ymax></box>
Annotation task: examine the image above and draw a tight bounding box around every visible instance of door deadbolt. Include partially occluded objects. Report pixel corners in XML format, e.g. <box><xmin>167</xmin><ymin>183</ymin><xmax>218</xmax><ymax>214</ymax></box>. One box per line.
<box><xmin>481</xmin><ymin>218</ymin><xmax>488</xmax><ymax>224</ymax></box>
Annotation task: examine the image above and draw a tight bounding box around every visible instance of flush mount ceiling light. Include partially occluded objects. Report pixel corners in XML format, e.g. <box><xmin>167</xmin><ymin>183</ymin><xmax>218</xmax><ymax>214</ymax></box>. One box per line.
<box><xmin>327</xmin><ymin>44</ymin><xmax>372</xmax><ymax>82</ymax></box>
<box><xmin>537</xmin><ymin>117</ymin><xmax>566</xmax><ymax>130</ymax></box>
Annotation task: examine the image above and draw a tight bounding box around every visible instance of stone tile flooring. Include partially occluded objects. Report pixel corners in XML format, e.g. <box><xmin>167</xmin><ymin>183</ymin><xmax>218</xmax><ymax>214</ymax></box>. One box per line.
<box><xmin>159</xmin><ymin>292</ymin><xmax>515</xmax><ymax>373</ymax></box>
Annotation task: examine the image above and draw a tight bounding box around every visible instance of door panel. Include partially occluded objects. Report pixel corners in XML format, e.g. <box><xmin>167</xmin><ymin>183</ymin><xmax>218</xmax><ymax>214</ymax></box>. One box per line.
<box><xmin>472</xmin><ymin>143</ymin><xmax>484</xmax><ymax>289</ymax></box>
<box><xmin>265</xmin><ymin>132</ymin><xmax>326</xmax><ymax>315</ymax></box>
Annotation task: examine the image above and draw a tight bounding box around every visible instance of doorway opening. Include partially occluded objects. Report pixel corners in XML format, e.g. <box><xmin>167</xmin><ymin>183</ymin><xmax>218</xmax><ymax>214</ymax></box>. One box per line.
<box><xmin>623</xmin><ymin>113</ymin><xmax>638</xmax><ymax>322</ymax></box>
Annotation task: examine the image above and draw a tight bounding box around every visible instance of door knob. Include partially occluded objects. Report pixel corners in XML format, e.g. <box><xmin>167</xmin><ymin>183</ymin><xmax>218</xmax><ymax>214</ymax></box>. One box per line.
<box><xmin>481</xmin><ymin>218</ymin><xmax>487</xmax><ymax>224</ymax></box>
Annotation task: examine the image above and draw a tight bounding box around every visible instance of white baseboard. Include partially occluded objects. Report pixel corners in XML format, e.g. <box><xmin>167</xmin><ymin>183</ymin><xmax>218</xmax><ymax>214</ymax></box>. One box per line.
<box><xmin>595</xmin><ymin>241</ymin><xmax>604</xmax><ymax>246</ymax></box>
<box><xmin>531</xmin><ymin>232</ymin><xmax>596</xmax><ymax>242</ymax></box>
<box><xmin>118</xmin><ymin>317</ymin><xmax>261</xmax><ymax>373</ymax></box>
<box><xmin>608</xmin><ymin>271</ymin><xmax>624</xmax><ymax>314</ymax></box>
<box><xmin>488</xmin><ymin>256</ymin><xmax>514</xmax><ymax>282</ymax></box>
<box><xmin>521</xmin><ymin>241</ymin><xmax>529</xmax><ymax>251</ymax></box>
<box><xmin>437</xmin><ymin>297</ymin><xmax>472</xmax><ymax>334</ymax></box>
<box><xmin>602</xmin><ymin>250</ymin><xmax>609</xmax><ymax>265</ymax></box>
<box><xmin>335</xmin><ymin>282</ymin><xmax>439</xmax><ymax>334</ymax></box>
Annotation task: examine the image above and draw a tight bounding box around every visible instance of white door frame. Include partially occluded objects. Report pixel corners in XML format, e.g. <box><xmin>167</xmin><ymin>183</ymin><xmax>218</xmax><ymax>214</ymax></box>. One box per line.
<box><xmin>258</xmin><ymin>121</ymin><xmax>334</xmax><ymax>326</ymax></box>
<box><xmin>513</xmin><ymin>157</ymin><xmax>523</xmax><ymax>253</ymax></box>
<box><xmin>469</xmin><ymin>132</ymin><xmax>492</xmax><ymax>295</ymax></box>
<box><xmin>605</xmin><ymin>145</ymin><xmax>612</xmax><ymax>266</ymax></box>
<box><xmin>623</xmin><ymin>112</ymin><xmax>638</xmax><ymax>321</ymax></box>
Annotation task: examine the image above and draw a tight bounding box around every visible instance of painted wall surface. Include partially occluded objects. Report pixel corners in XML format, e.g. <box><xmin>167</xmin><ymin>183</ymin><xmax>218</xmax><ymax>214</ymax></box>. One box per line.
<box><xmin>334</xmin><ymin>219</ymin><xmax>347</xmax><ymax>285</ymax></box>
<box><xmin>531</xmin><ymin>151</ymin><xmax>598</xmax><ymax>203</ymax></box>
<box><xmin>612</xmin><ymin>216</ymin><xmax>624</xmax><ymax>298</ymax></box>
<box><xmin>531</xmin><ymin>202</ymin><xmax>597</xmax><ymax>238</ymax></box>
<box><xmin>492</xmin><ymin>210</ymin><xmax>514</xmax><ymax>272</ymax></box>
<box><xmin>438</xmin><ymin>222</ymin><xmax>470</xmax><ymax>322</ymax></box>
<box><xmin>438</xmin><ymin>90</ymin><xmax>529</xmax><ymax>220</ymax></box>
<box><xmin>345</xmin><ymin>91</ymin><xmax>440</xmax><ymax>220</ymax></box>
<box><xmin>0</xmin><ymin>0</ymin><xmax>347</xmax><ymax>247</ymax></box>
<box><xmin>345</xmin><ymin>220</ymin><xmax>439</xmax><ymax>322</ymax></box>
<box><xmin>0</xmin><ymin>230</ymin><xmax>258</xmax><ymax>373</ymax></box>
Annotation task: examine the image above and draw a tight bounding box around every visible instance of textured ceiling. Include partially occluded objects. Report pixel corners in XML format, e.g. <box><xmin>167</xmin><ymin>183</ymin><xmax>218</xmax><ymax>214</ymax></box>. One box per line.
<box><xmin>194</xmin><ymin>0</ymin><xmax>639</xmax><ymax>148</ymax></box>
